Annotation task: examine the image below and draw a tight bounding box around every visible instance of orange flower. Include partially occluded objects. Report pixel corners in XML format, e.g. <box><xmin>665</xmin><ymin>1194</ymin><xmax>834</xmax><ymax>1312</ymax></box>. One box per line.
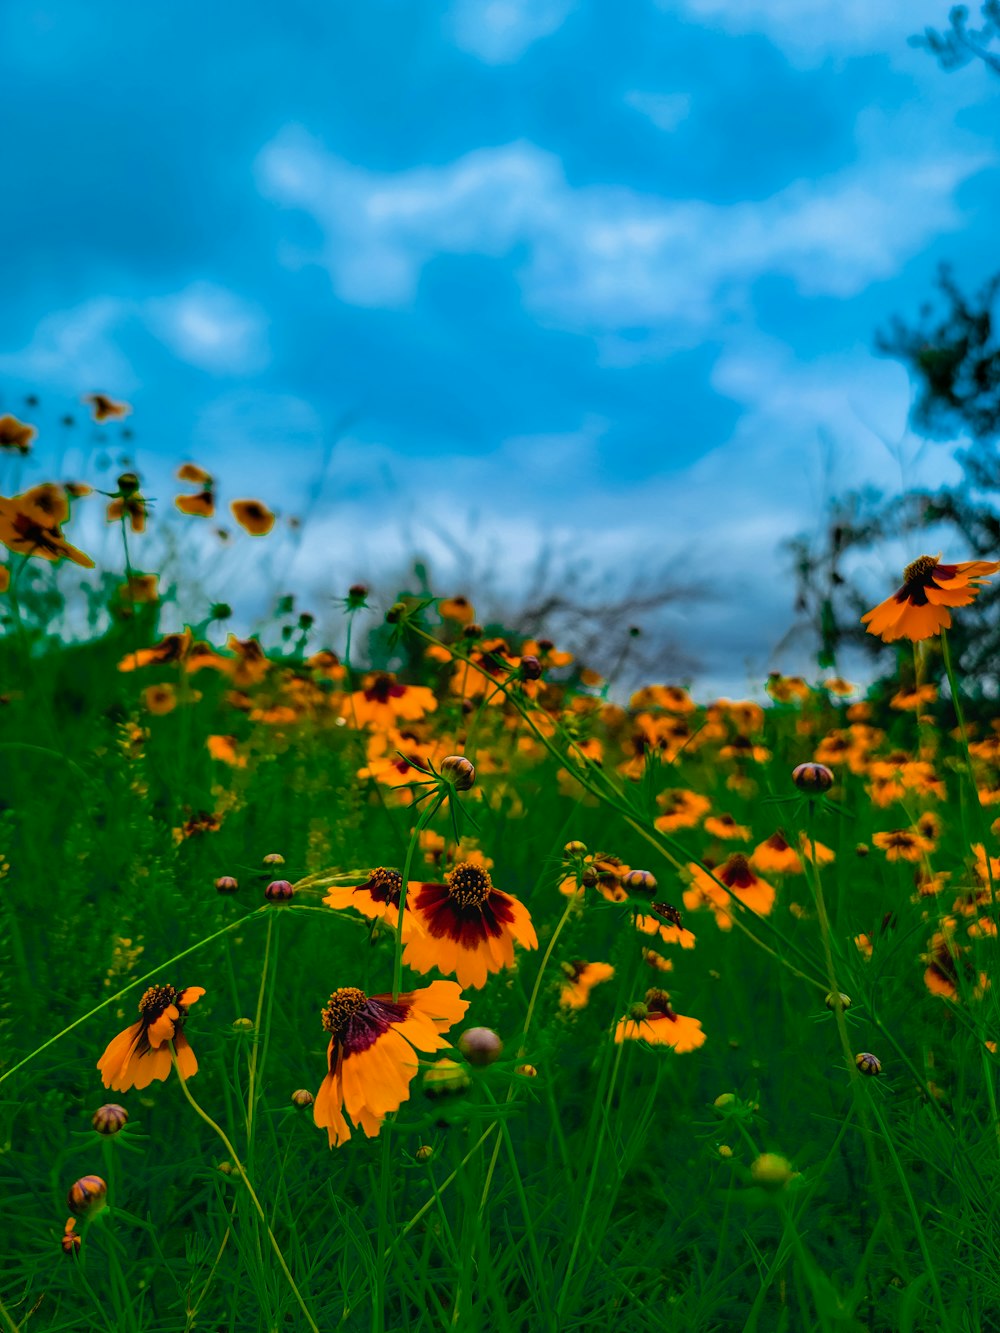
<box><xmin>823</xmin><ymin>677</ymin><xmax>856</xmax><ymax>696</ymax></box>
<box><xmin>176</xmin><ymin>490</ymin><xmax>215</xmax><ymax>518</ymax></box>
<box><xmin>438</xmin><ymin>595</ymin><xmax>475</xmax><ymax>624</ymax></box>
<box><xmin>704</xmin><ymin>813</ymin><xmax>751</xmax><ymax>841</ymax></box>
<box><xmin>629</xmin><ymin>685</ymin><xmax>696</xmax><ymax>714</ymax></box>
<box><xmin>118</xmin><ymin>629</ymin><xmax>193</xmax><ymax>672</ymax></box>
<box><xmin>348</xmin><ymin>673</ymin><xmax>437</xmax><ymax>729</ymax></box>
<box><xmin>97</xmin><ymin>984</ymin><xmax>204</xmax><ymax>1091</ymax></box>
<box><xmin>683</xmin><ymin>855</ymin><xmax>775</xmax><ymax>931</ymax></box>
<box><xmin>559</xmin><ymin>960</ymin><xmax>614</xmax><ymax>1009</ymax></box>
<box><xmin>403</xmin><ymin>863</ymin><xmax>537</xmax><ymax>989</ymax></box>
<box><xmin>119</xmin><ymin>573</ymin><xmax>159</xmax><ymax>605</ymax></box>
<box><xmin>871</xmin><ymin>829</ymin><xmax>933</xmax><ymax>863</ymax></box>
<box><xmin>84</xmin><ymin>393</ymin><xmax>131</xmax><ymax>422</ymax></box>
<box><xmin>177</xmin><ymin>463</ymin><xmax>212</xmax><ymax>485</ymax></box>
<box><xmin>0</xmin><ymin>487</ymin><xmax>94</xmax><ymax>567</ymax></box>
<box><xmin>0</xmin><ymin>415</ymin><xmax>36</xmax><ymax>454</ymax></box>
<box><xmin>107</xmin><ymin>494</ymin><xmax>148</xmax><ymax>533</ymax></box>
<box><xmin>142</xmin><ymin>683</ymin><xmax>177</xmax><ymax>715</ymax></box>
<box><xmin>615</xmin><ymin>989</ymin><xmax>705</xmax><ymax>1052</ymax></box>
<box><xmin>207</xmin><ymin>734</ymin><xmax>246</xmax><ymax>766</ymax></box>
<box><xmin>313</xmin><ymin>980</ymin><xmax>468</xmax><ymax>1147</ymax></box>
<box><xmin>324</xmin><ymin>867</ymin><xmax>422</xmax><ymax>937</ymax></box>
<box><xmin>654</xmin><ymin>788</ymin><xmax>710</xmax><ymax>833</ymax></box>
<box><xmin>751</xmin><ymin>831</ymin><xmax>803</xmax><ymax>875</ymax></box>
<box><xmin>862</xmin><ymin>555</ymin><xmax>1000</xmax><ymax>643</ymax></box>
<box><xmin>890</xmin><ymin>683</ymin><xmax>937</xmax><ymax>711</ymax></box>
<box><xmin>231</xmin><ymin>499</ymin><xmax>275</xmax><ymax>535</ymax></box>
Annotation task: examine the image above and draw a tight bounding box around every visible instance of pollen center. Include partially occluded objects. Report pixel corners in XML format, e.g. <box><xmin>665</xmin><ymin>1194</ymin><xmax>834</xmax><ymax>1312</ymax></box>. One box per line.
<box><xmin>139</xmin><ymin>984</ymin><xmax>178</xmax><ymax>1019</ymax></box>
<box><xmin>902</xmin><ymin>554</ymin><xmax>938</xmax><ymax>585</ymax></box>
<box><xmin>364</xmin><ymin>867</ymin><xmax>403</xmax><ymax>905</ymax></box>
<box><xmin>446</xmin><ymin>862</ymin><xmax>493</xmax><ymax>907</ymax></box>
<box><xmin>322</xmin><ymin>986</ymin><xmax>368</xmax><ymax>1035</ymax></box>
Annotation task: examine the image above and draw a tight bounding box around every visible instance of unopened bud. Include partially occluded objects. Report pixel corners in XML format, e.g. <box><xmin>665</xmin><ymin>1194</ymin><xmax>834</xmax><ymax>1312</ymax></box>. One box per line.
<box><xmin>440</xmin><ymin>755</ymin><xmax>475</xmax><ymax>791</ymax></box>
<box><xmin>622</xmin><ymin>869</ymin><xmax>657</xmax><ymax>895</ymax></box>
<box><xmin>91</xmin><ymin>1105</ymin><xmax>128</xmax><ymax>1136</ymax></box>
<box><xmin>291</xmin><ymin>1089</ymin><xmax>314</xmax><ymax>1109</ymax></box>
<box><xmin>67</xmin><ymin>1176</ymin><xmax>107</xmax><ymax>1218</ymax></box>
<box><xmin>791</xmin><ymin>762</ymin><xmax>834</xmax><ymax>794</ymax></box>
<box><xmin>265</xmin><ymin>879</ymin><xmax>294</xmax><ymax>904</ymax></box>
<box><xmin>855</xmin><ymin>1052</ymin><xmax>881</xmax><ymax>1076</ymax></box>
<box><xmin>415</xmin><ymin>1144</ymin><xmax>434</xmax><ymax>1163</ymax></box>
<box><xmin>458</xmin><ymin>1027</ymin><xmax>503</xmax><ymax>1066</ymax></box>
<box><xmin>520</xmin><ymin>655</ymin><xmax>542</xmax><ymax>681</ymax></box>
<box><xmin>215</xmin><ymin>876</ymin><xmax>239</xmax><ymax>895</ymax></box>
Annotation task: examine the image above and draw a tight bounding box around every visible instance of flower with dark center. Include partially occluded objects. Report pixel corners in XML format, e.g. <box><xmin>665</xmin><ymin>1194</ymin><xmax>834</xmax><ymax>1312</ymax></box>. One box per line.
<box><xmin>403</xmin><ymin>863</ymin><xmax>537</xmax><ymax>989</ymax></box>
<box><xmin>559</xmin><ymin>960</ymin><xmax>615</xmax><ymax>1009</ymax></box>
<box><xmin>67</xmin><ymin>1176</ymin><xmax>107</xmax><ymax>1217</ymax></box>
<box><xmin>0</xmin><ymin>485</ymin><xmax>94</xmax><ymax>567</ymax></box>
<box><xmin>313</xmin><ymin>980</ymin><xmax>467</xmax><ymax>1148</ymax></box>
<box><xmin>324</xmin><ymin>867</ymin><xmax>423</xmax><ymax>938</ymax></box>
<box><xmin>614</xmin><ymin>989</ymin><xmax>706</xmax><ymax>1052</ymax></box>
<box><xmin>84</xmin><ymin>392</ymin><xmax>131</xmax><ymax>422</ymax></box>
<box><xmin>862</xmin><ymin>554</ymin><xmax>1000</xmax><ymax>642</ymax></box>
<box><xmin>97</xmin><ymin>984</ymin><xmax>204</xmax><ymax>1092</ymax></box>
<box><xmin>230</xmin><ymin>498</ymin><xmax>275</xmax><ymax>535</ymax></box>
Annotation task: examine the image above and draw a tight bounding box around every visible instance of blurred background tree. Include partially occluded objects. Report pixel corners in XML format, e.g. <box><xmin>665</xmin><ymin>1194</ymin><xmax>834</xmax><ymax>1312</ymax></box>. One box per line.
<box><xmin>788</xmin><ymin>4</ymin><xmax>1000</xmax><ymax>689</ymax></box>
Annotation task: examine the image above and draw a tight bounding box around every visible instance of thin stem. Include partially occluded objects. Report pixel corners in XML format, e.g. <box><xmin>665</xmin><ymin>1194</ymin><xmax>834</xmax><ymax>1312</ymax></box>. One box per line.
<box><xmin>169</xmin><ymin>1044</ymin><xmax>319</xmax><ymax>1333</ymax></box>
<box><xmin>0</xmin><ymin>910</ymin><xmax>267</xmax><ymax>1089</ymax></box>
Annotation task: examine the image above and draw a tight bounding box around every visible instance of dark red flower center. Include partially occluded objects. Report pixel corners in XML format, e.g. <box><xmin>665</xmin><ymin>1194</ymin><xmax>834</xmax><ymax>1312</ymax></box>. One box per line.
<box><xmin>139</xmin><ymin>984</ymin><xmax>179</xmax><ymax>1021</ymax></box>
<box><xmin>446</xmin><ymin>863</ymin><xmax>493</xmax><ymax>907</ymax></box>
<box><xmin>322</xmin><ymin>987</ymin><xmax>409</xmax><ymax>1054</ymax></box>
<box><xmin>360</xmin><ymin>868</ymin><xmax>403</xmax><ymax>906</ymax></box>
<box><xmin>365</xmin><ymin>673</ymin><xmax>406</xmax><ymax>704</ymax></box>
<box><xmin>721</xmin><ymin>854</ymin><xmax>755</xmax><ymax>888</ymax></box>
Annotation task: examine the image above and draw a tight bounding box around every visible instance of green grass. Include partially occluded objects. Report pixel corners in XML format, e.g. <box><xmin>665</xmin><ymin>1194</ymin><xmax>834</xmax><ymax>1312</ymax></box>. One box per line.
<box><xmin>2</xmin><ymin>575</ymin><xmax>1000</xmax><ymax>1332</ymax></box>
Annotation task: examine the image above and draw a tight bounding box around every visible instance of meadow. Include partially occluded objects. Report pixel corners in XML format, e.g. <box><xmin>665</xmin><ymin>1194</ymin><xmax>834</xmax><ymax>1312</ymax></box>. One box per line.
<box><xmin>2</xmin><ymin>401</ymin><xmax>1000</xmax><ymax>1332</ymax></box>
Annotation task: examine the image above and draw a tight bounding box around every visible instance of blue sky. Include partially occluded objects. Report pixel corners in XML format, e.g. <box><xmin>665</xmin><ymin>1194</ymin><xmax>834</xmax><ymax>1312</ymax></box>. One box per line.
<box><xmin>2</xmin><ymin>0</ymin><xmax>999</xmax><ymax>691</ymax></box>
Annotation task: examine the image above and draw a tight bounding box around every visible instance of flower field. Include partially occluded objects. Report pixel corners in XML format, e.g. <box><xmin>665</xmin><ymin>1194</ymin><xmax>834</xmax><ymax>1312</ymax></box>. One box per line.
<box><xmin>2</xmin><ymin>407</ymin><xmax>1000</xmax><ymax>1331</ymax></box>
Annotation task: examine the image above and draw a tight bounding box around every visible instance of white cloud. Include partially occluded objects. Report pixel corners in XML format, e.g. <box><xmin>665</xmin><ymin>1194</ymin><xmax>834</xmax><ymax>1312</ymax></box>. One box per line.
<box><xmin>257</xmin><ymin>126</ymin><xmax>990</xmax><ymax>353</ymax></box>
<box><xmin>664</xmin><ymin>0</ymin><xmax>957</xmax><ymax>66</ymax></box>
<box><xmin>145</xmin><ymin>283</ymin><xmax>269</xmax><ymax>374</ymax></box>
<box><xmin>0</xmin><ymin>284</ymin><xmax>270</xmax><ymax>389</ymax></box>
<box><xmin>625</xmin><ymin>90</ymin><xmax>692</xmax><ymax>132</ymax></box>
<box><xmin>448</xmin><ymin>0</ymin><xmax>574</xmax><ymax>63</ymax></box>
<box><xmin>0</xmin><ymin>297</ymin><xmax>138</xmax><ymax>392</ymax></box>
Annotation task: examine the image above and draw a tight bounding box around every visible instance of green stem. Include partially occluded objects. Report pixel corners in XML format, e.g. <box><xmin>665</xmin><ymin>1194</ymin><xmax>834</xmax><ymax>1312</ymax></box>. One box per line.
<box><xmin>169</xmin><ymin>1045</ymin><xmax>319</xmax><ymax>1333</ymax></box>
<box><xmin>0</xmin><ymin>910</ymin><xmax>267</xmax><ymax>1089</ymax></box>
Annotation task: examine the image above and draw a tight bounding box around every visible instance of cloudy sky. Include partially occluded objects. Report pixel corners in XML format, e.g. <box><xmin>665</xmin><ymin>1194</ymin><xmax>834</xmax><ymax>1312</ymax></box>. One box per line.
<box><xmin>2</xmin><ymin>0</ymin><xmax>998</xmax><ymax>692</ymax></box>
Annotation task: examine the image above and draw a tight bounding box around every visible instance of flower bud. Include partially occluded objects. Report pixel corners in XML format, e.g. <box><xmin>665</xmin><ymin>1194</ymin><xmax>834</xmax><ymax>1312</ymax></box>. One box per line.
<box><xmin>116</xmin><ymin>472</ymin><xmax>140</xmax><ymax>497</ymax></box>
<box><xmin>91</xmin><ymin>1104</ymin><xmax>128</xmax><ymax>1136</ymax></box>
<box><xmin>515</xmin><ymin>1063</ymin><xmax>537</xmax><ymax>1078</ymax></box>
<box><xmin>210</xmin><ymin>602</ymin><xmax>233</xmax><ymax>621</ymax></box>
<box><xmin>713</xmin><ymin>1093</ymin><xmax>737</xmax><ymax>1111</ymax></box>
<box><xmin>347</xmin><ymin>584</ymin><xmax>369</xmax><ymax>609</ymax></box>
<box><xmin>855</xmin><ymin>1052</ymin><xmax>881</xmax><ymax>1076</ymax></box>
<box><xmin>423</xmin><ymin>1057</ymin><xmax>471</xmax><ymax>1099</ymax></box>
<box><xmin>622</xmin><ymin>869</ymin><xmax>657</xmax><ymax>895</ymax></box>
<box><xmin>67</xmin><ymin>1176</ymin><xmax>107</xmax><ymax>1218</ymax></box>
<box><xmin>563</xmin><ymin>841</ymin><xmax>587</xmax><ymax>858</ymax></box>
<box><xmin>458</xmin><ymin>1027</ymin><xmax>503</xmax><ymax>1066</ymax></box>
<box><xmin>232</xmin><ymin>1017</ymin><xmax>254</xmax><ymax>1032</ymax></box>
<box><xmin>386</xmin><ymin>602</ymin><xmax>406</xmax><ymax>624</ymax></box>
<box><xmin>215</xmin><ymin>875</ymin><xmax>239</xmax><ymax>895</ymax></box>
<box><xmin>291</xmin><ymin>1088</ymin><xmax>314</xmax><ymax>1109</ymax></box>
<box><xmin>855</xmin><ymin>843</ymin><xmax>869</xmax><ymax>858</ymax></box>
<box><xmin>265</xmin><ymin>879</ymin><xmax>294</xmax><ymax>903</ymax></box>
<box><xmin>462</xmin><ymin>623</ymin><xmax>483</xmax><ymax>639</ymax></box>
<box><xmin>520</xmin><ymin>655</ymin><xmax>542</xmax><ymax>681</ymax></box>
<box><xmin>717</xmin><ymin>1144</ymin><xmax>733</xmax><ymax>1159</ymax></box>
<box><xmin>440</xmin><ymin>755</ymin><xmax>475</xmax><ymax>791</ymax></box>
<box><xmin>262</xmin><ymin>852</ymin><xmax>285</xmax><ymax>866</ymax></box>
<box><xmin>751</xmin><ymin>1153</ymin><xmax>795</xmax><ymax>1188</ymax></box>
<box><xmin>825</xmin><ymin>992</ymin><xmax>852</xmax><ymax>1011</ymax></box>
<box><xmin>791</xmin><ymin>762</ymin><xmax>834</xmax><ymax>794</ymax></box>
<box><xmin>415</xmin><ymin>1144</ymin><xmax>434</xmax><ymax>1163</ymax></box>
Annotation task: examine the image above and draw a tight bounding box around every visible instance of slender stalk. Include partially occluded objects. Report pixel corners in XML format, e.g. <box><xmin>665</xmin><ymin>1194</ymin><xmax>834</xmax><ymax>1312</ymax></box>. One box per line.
<box><xmin>169</xmin><ymin>1045</ymin><xmax>319</xmax><ymax>1333</ymax></box>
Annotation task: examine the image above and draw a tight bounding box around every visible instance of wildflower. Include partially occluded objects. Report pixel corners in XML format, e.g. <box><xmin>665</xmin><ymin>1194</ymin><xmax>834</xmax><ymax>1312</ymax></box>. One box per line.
<box><xmin>704</xmin><ymin>813</ymin><xmax>751</xmax><ymax>841</ymax></box>
<box><xmin>654</xmin><ymin>788</ymin><xmax>710</xmax><ymax>833</ymax></box>
<box><xmin>176</xmin><ymin>490</ymin><xmax>215</xmax><ymax>518</ymax></box>
<box><xmin>313</xmin><ymin>980</ymin><xmax>468</xmax><ymax>1147</ymax></box>
<box><xmin>798</xmin><ymin>833</ymin><xmax>835</xmax><ymax>866</ymax></box>
<box><xmin>862</xmin><ymin>555</ymin><xmax>1000</xmax><ymax>642</ymax></box>
<box><xmin>324</xmin><ymin>867</ymin><xmax>422</xmax><ymax>937</ymax></box>
<box><xmin>629</xmin><ymin>684</ymin><xmax>696</xmax><ymax>714</ymax></box>
<box><xmin>823</xmin><ymin>677</ymin><xmax>856</xmax><ymax>696</ymax></box>
<box><xmin>403</xmin><ymin>863</ymin><xmax>537</xmax><ymax>990</ymax></box>
<box><xmin>0</xmin><ymin>487</ymin><xmax>94</xmax><ymax>567</ymax></box>
<box><xmin>458</xmin><ymin>1027</ymin><xmax>504</xmax><ymax>1065</ymax></box>
<box><xmin>97</xmin><ymin>984</ymin><xmax>204</xmax><ymax>1091</ymax></box>
<box><xmin>231</xmin><ymin>498</ymin><xmax>275</xmax><ymax>535</ymax></box>
<box><xmin>751</xmin><ymin>831</ymin><xmax>803</xmax><ymax>876</ymax></box>
<box><xmin>264</xmin><ymin>879</ymin><xmax>294</xmax><ymax>903</ymax></box>
<box><xmin>890</xmin><ymin>683</ymin><xmax>938</xmax><ymax>711</ymax></box>
<box><xmin>0</xmin><ymin>414</ymin><xmax>36</xmax><ymax>453</ymax></box>
<box><xmin>440</xmin><ymin>755</ymin><xmax>476</xmax><ymax>791</ymax></box>
<box><xmin>683</xmin><ymin>855</ymin><xmax>775</xmax><ymax>931</ymax></box>
<box><xmin>206</xmin><ymin>735</ymin><xmax>246</xmax><ymax>767</ymax></box>
<box><xmin>855</xmin><ymin>1052</ymin><xmax>881</xmax><ymax>1076</ymax></box>
<box><xmin>614</xmin><ymin>989</ymin><xmax>705</xmax><ymax>1052</ymax></box>
<box><xmin>766</xmin><ymin>674</ymin><xmax>810</xmax><ymax>704</ymax></box>
<box><xmin>560</xmin><ymin>960</ymin><xmax>614</xmax><ymax>1009</ymax></box>
<box><xmin>348</xmin><ymin>672</ymin><xmax>438</xmax><ymax>729</ymax></box>
<box><xmin>215</xmin><ymin>876</ymin><xmax>239</xmax><ymax>894</ymax></box>
<box><xmin>142</xmin><ymin>683</ymin><xmax>177</xmax><ymax>715</ymax></box>
<box><xmin>84</xmin><ymin>393</ymin><xmax>131</xmax><ymax>422</ymax></box>
<box><xmin>92</xmin><ymin>1105</ymin><xmax>128</xmax><ymax>1136</ymax></box>
<box><xmin>439</xmin><ymin>595</ymin><xmax>475</xmax><ymax>624</ymax></box>
<box><xmin>61</xmin><ymin>1220</ymin><xmax>81</xmax><ymax>1256</ymax></box>
<box><xmin>871</xmin><ymin>829</ymin><xmax>933</xmax><ymax>863</ymax></box>
<box><xmin>291</xmin><ymin>1089</ymin><xmax>314</xmax><ymax>1108</ymax></box>
<box><xmin>177</xmin><ymin>463</ymin><xmax>212</xmax><ymax>485</ymax></box>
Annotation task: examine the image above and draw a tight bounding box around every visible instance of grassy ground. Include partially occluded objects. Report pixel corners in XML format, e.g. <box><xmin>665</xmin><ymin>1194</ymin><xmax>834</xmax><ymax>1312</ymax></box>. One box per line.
<box><xmin>2</xmin><ymin>512</ymin><xmax>1000</xmax><ymax>1331</ymax></box>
